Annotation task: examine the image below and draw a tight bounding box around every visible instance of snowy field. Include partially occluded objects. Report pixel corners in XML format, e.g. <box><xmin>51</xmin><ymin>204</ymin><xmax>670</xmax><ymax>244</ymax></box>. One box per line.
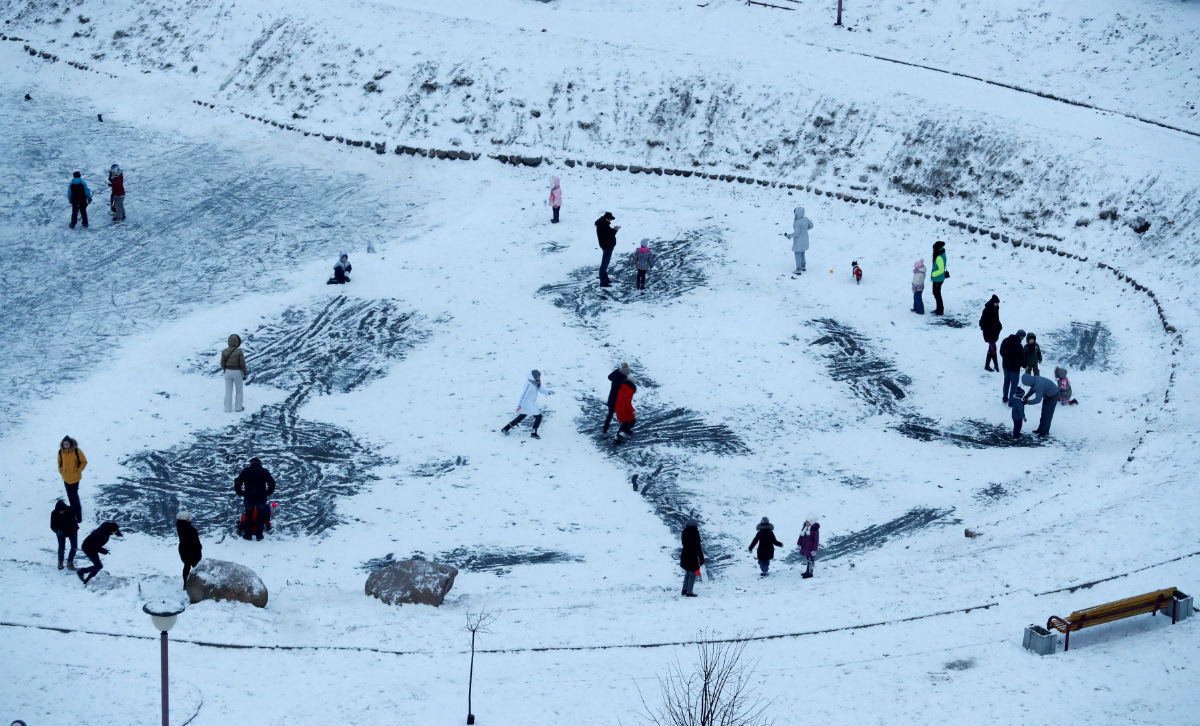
<box><xmin>1</xmin><ymin>0</ymin><xmax>1199</xmax><ymax>724</ymax></box>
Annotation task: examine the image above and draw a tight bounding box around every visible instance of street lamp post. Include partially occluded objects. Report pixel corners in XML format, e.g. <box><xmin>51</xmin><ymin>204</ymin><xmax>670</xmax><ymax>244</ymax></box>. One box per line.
<box><xmin>143</xmin><ymin>600</ymin><xmax>186</xmax><ymax>726</ymax></box>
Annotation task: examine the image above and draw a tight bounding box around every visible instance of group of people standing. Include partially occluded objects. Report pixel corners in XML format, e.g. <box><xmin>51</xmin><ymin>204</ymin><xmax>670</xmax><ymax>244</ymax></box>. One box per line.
<box><xmin>66</xmin><ymin>165</ymin><xmax>126</xmax><ymax>229</ymax></box>
<box><xmin>679</xmin><ymin>517</ymin><xmax>820</xmax><ymax>597</ymax></box>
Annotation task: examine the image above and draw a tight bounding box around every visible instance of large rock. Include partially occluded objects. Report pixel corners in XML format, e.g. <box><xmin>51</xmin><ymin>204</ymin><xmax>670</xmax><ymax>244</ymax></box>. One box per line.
<box><xmin>186</xmin><ymin>559</ymin><xmax>268</xmax><ymax>608</ymax></box>
<box><xmin>365</xmin><ymin>560</ymin><xmax>458</xmax><ymax>607</ymax></box>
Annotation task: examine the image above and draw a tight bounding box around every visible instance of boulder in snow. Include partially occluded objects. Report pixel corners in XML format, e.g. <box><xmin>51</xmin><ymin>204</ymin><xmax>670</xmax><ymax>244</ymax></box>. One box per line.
<box><xmin>365</xmin><ymin>559</ymin><xmax>458</xmax><ymax>607</ymax></box>
<box><xmin>186</xmin><ymin>558</ymin><xmax>268</xmax><ymax>608</ymax></box>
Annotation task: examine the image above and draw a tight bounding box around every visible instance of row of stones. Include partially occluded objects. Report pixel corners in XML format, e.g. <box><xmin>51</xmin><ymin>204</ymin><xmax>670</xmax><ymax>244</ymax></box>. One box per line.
<box><xmin>2</xmin><ymin>36</ymin><xmax>115</xmax><ymax>77</ymax></box>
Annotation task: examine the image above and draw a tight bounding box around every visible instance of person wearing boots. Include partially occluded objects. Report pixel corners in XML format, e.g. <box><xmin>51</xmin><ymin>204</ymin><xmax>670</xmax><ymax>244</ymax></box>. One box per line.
<box><xmin>680</xmin><ymin>518</ymin><xmax>704</xmax><ymax>597</ymax></box>
<box><xmin>176</xmin><ymin>511</ymin><xmax>202</xmax><ymax>588</ymax></box>
<box><xmin>220</xmin><ymin>334</ymin><xmax>248</xmax><ymax>413</ymax></box>
<box><xmin>502</xmin><ymin>370</ymin><xmax>553</xmax><ymax>439</ymax></box>
<box><xmin>549</xmin><ymin>177</ymin><xmax>562</xmax><ymax>223</ymax></box>
<box><xmin>603</xmin><ymin>363</ymin><xmax>630</xmax><ymax>433</ymax></box>
<box><xmin>107</xmin><ymin>164</ymin><xmax>126</xmax><ymax>222</ymax></box>
<box><xmin>327</xmin><ymin>253</ymin><xmax>352</xmax><ymax>284</ymax></box>
<box><xmin>748</xmin><ymin>517</ymin><xmax>784</xmax><ymax>576</ymax></box>
<box><xmin>798</xmin><ymin>518</ymin><xmax>820</xmax><ymax>578</ymax></box>
<box><xmin>50</xmin><ymin>500</ymin><xmax>79</xmax><ymax>571</ymax></box>
<box><xmin>234</xmin><ymin>458</ymin><xmax>276</xmax><ymax>540</ymax></box>
<box><xmin>57</xmin><ymin>436</ymin><xmax>87</xmax><ymax>523</ymax></box>
<box><xmin>613</xmin><ymin>376</ymin><xmax>637</xmax><ymax>445</ymax></box>
<box><xmin>1021</xmin><ymin>372</ymin><xmax>1059</xmax><ymax>437</ymax></box>
<box><xmin>595</xmin><ymin>212</ymin><xmax>620</xmax><ymax>287</ymax></box>
<box><xmin>930</xmin><ymin>241</ymin><xmax>948</xmax><ymax>315</ymax></box>
<box><xmin>999</xmin><ymin>329</ymin><xmax>1026</xmax><ymax>403</ymax></box>
<box><xmin>979</xmin><ymin>295</ymin><xmax>1002</xmax><ymax>371</ymax></box>
<box><xmin>77</xmin><ymin>521</ymin><xmax>122</xmax><ymax>585</ymax></box>
<box><xmin>67</xmin><ymin>171</ymin><xmax>92</xmax><ymax>229</ymax></box>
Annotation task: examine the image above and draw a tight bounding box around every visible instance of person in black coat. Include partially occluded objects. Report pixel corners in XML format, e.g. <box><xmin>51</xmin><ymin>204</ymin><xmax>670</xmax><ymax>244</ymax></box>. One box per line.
<box><xmin>77</xmin><ymin>521</ymin><xmax>122</xmax><ymax>585</ymax></box>
<box><xmin>234</xmin><ymin>457</ymin><xmax>276</xmax><ymax>541</ymax></box>
<box><xmin>595</xmin><ymin>212</ymin><xmax>620</xmax><ymax>287</ymax></box>
<box><xmin>603</xmin><ymin>362</ymin><xmax>630</xmax><ymax>433</ymax></box>
<box><xmin>50</xmin><ymin>500</ymin><xmax>79</xmax><ymax>570</ymax></box>
<box><xmin>680</xmin><ymin>518</ymin><xmax>704</xmax><ymax>597</ymax></box>
<box><xmin>999</xmin><ymin>329</ymin><xmax>1026</xmax><ymax>403</ymax></box>
<box><xmin>748</xmin><ymin>517</ymin><xmax>784</xmax><ymax>576</ymax></box>
<box><xmin>978</xmin><ymin>295</ymin><xmax>1003</xmax><ymax>371</ymax></box>
<box><xmin>176</xmin><ymin>512</ymin><xmax>202</xmax><ymax>588</ymax></box>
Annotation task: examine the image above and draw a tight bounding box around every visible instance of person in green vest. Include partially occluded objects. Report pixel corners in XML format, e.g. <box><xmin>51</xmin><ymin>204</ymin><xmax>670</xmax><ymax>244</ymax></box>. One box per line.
<box><xmin>930</xmin><ymin>241</ymin><xmax>948</xmax><ymax>315</ymax></box>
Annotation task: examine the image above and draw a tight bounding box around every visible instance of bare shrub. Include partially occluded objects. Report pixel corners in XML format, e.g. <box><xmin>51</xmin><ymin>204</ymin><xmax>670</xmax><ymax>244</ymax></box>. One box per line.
<box><xmin>641</xmin><ymin>634</ymin><xmax>770</xmax><ymax>726</ymax></box>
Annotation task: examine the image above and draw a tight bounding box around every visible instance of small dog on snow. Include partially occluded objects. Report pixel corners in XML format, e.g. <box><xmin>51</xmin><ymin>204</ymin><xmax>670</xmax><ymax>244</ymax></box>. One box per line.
<box><xmin>851</xmin><ymin>261</ymin><xmax>862</xmax><ymax>284</ymax></box>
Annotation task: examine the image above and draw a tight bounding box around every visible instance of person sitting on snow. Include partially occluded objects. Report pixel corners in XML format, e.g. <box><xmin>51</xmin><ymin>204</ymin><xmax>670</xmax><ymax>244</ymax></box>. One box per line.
<box><xmin>1055</xmin><ymin>366</ymin><xmax>1078</xmax><ymax>405</ymax></box>
<box><xmin>328</xmin><ymin>253</ymin><xmax>352</xmax><ymax>284</ymax></box>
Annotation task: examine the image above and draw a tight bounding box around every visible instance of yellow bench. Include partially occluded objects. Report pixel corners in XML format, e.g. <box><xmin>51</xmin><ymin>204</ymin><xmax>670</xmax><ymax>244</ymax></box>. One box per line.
<box><xmin>1047</xmin><ymin>587</ymin><xmax>1180</xmax><ymax>651</ymax></box>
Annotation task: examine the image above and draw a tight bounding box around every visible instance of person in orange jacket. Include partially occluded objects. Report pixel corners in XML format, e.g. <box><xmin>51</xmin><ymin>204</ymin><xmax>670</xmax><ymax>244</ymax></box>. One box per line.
<box><xmin>57</xmin><ymin>436</ymin><xmax>87</xmax><ymax>523</ymax></box>
<box><xmin>613</xmin><ymin>378</ymin><xmax>637</xmax><ymax>445</ymax></box>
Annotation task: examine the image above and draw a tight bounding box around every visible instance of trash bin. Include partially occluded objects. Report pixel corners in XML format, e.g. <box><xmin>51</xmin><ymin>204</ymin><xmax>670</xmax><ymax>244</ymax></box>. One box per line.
<box><xmin>1169</xmin><ymin>591</ymin><xmax>1193</xmax><ymax>621</ymax></box>
<box><xmin>1023</xmin><ymin>624</ymin><xmax>1057</xmax><ymax>655</ymax></box>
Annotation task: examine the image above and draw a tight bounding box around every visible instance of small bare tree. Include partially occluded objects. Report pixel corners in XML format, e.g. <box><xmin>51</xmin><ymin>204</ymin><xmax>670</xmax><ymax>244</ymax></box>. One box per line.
<box><xmin>464</xmin><ymin>608</ymin><xmax>496</xmax><ymax>725</ymax></box>
<box><xmin>641</xmin><ymin>634</ymin><xmax>770</xmax><ymax>726</ymax></box>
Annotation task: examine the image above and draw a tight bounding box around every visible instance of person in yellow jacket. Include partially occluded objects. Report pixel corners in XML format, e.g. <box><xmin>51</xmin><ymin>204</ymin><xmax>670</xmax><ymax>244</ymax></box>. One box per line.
<box><xmin>57</xmin><ymin>436</ymin><xmax>87</xmax><ymax>523</ymax></box>
<box><xmin>930</xmin><ymin>241</ymin><xmax>948</xmax><ymax>315</ymax></box>
<box><xmin>221</xmin><ymin>334</ymin><xmax>248</xmax><ymax>413</ymax></box>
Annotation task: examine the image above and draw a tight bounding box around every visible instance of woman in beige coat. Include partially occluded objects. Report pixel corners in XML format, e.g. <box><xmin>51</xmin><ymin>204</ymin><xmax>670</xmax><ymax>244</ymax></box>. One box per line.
<box><xmin>221</xmin><ymin>334</ymin><xmax>248</xmax><ymax>412</ymax></box>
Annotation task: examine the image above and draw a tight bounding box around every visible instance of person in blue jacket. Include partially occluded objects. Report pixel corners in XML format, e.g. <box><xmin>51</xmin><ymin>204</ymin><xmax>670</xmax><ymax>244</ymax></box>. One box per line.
<box><xmin>67</xmin><ymin>171</ymin><xmax>93</xmax><ymax>229</ymax></box>
<box><xmin>1009</xmin><ymin>386</ymin><xmax>1027</xmax><ymax>438</ymax></box>
<box><xmin>1021</xmin><ymin>373</ymin><xmax>1060</xmax><ymax>436</ymax></box>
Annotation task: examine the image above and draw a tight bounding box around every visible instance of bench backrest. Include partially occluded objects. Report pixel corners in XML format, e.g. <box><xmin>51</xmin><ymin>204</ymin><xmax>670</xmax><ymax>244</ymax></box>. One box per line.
<box><xmin>1051</xmin><ymin>587</ymin><xmax>1177</xmax><ymax>632</ymax></box>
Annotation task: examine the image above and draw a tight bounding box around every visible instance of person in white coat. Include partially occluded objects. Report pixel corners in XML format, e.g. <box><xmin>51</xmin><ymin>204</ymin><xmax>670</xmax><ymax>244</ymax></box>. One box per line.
<box><xmin>784</xmin><ymin>206</ymin><xmax>813</xmax><ymax>275</ymax></box>
<box><xmin>501</xmin><ymin>370</ymin><xmax>554</xmax><ymax>439</ymax></box>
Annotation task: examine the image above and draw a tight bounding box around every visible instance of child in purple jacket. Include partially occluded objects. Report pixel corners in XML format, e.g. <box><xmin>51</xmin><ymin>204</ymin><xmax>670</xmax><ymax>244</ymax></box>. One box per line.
<box><xmin>798</xmin><ymin>519</ymin><xmax>820</xmax><ymax>578</ymax></box>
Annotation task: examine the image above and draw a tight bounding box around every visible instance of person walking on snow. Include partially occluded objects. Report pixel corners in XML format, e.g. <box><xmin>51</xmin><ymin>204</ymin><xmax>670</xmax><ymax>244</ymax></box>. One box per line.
<box><xmin>1023</xmin><ymin>333</ymin><xmax>1043</xmax><ymax>376</ymax></box>
<box><xmin>549</xmin><ymin>177</ymin><xmax>562</xmax><ymax>223</ymax></box>
<box><xmin>67</xmin><ymin>171</ymin><xmax>92</xmax><ymax>229</ymax></box>
<box><xmin>1021</xmin><ymin>372</ymin><xmax>1059</xmax><ymax>437</ymax></box>
<box><xmin>1009</xmin><ymin>386</ymin><xmax>1027</xmax><ymax>438</ymax></box>
<box><xmin>77</xmin><ymin>521</ymin><xmax>122</xmax><ymax>586</ymax></box>
<box><xmin>176</xmin><ymin>512</ymin><xmax>202</xmax><ymax>588</ymax></box>
<box><xmin>234</xmin><ymin>458</ymin><xmax>276</xmax><ymax>540</ymax></box>
<box><xmin>595</xmin><ymin>212</ymin><xmax>620</xmax><ymax>287</ymax></box>
<box><xmin>785</xmin><ymin>206</ymin><xmax>813</xmax><ymax>275</ymax></box>
<box><xmin>680</xmin><ymin>518</ymin><xmax>704</xmax><ymax>597</ymax></box>
<box><xmin>798</xmin><ymin>518</ymin><xmax>820</xmax><ymax>578</ymax></box>
<box><xmin>999</xmin><ymin>329</ymin><xmax>1026</xmax><ymax>403</ymax></box>
<box><xmin>1055</xmin><ymin>366</ymin><xmax>1078</xmax><ymax>405</ymax></box>
<box><xmin>502</xmin><ymin>370</ymin><xmax>554</xmax><ymax>439</ymax></box>
<box><xmin>328</xmin><ymin>253</ymin><xmax>352</xmax><ymax>284</ymax></box>
<box><xmin>748</xmin><ymin>517</ymin><xmax>784</xmax><ymax>576</ymax></box>
<box><xmin>911</xmin><ymin>259</ymin><xmax>926</xmax><ymax>314</ymax></box>
<box><xmin>930</xmin><ymin>241</ymin><xmax>948</xmax><ymax>315</ymax></box>
<box><xmin>613</xmin><ymin>376</ymin><xmax>637</xmax><ymax>445</ymax></box>
<box><xmin>632</xmin><ymin>239</ymin><xmax>654</xmax><ymax>291</ymax></box>
<box><xmin>979</xmin><ymin>295</ymin><xmax>1003</xmax><ymax>371</ymax></box>
<box><xmin>50</xmin><ymin>500</ymin><xmax>79</xmax><ymax>571</ymax></box>
<box><xmin>221</xmin><ymin>334</ymin><xmax>248</xmax><ymax>413</ymax></box>
<box><xmin>107</xmin><ymin>164</ymin><xmax>126</xmax><ymax>222</ymax></box>
<box><xmin>603</xmin><ymin>362</ymin><xmax>630</xmax><ymax>433</ymax></box>
<box><xmin>57</xmin><ymin>436</ymin><xmax>87</xmax><ymax>523</ymax></box>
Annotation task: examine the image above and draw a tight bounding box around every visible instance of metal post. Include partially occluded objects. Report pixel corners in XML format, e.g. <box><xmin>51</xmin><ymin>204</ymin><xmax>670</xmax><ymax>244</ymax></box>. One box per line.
<box><xmin>161</xmin><ymin>631</ymin><xmax>169</xmax><ymax>726</ymax></box>
<box><xmin>835</xmin><ymin>0</ymin><xmax>843</xmax><ymax>26</ymax></box>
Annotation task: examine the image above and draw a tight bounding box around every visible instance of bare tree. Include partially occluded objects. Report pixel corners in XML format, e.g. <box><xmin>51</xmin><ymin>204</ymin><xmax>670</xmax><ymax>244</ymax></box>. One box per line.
<box><xmin>464</xmin><ymin>608</ymin><xmax>497</xmax><ymax>725</ymax></box>
<box><xmin>641</xmin><ymin>634</ymin><xmax>770</xmax><ymax>726</ymax></box>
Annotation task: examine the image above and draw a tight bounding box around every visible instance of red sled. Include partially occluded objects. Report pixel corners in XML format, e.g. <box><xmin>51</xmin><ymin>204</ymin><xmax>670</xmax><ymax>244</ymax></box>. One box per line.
<box><xmin>236</xmin><ymin>503</ymin><xmax>275</xmax><ymax>535</ymax></box>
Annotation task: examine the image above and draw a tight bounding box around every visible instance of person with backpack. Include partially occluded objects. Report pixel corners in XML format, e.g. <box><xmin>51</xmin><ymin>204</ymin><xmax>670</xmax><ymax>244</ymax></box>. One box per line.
<box><xmin>613</xmin><ymin>376</ymin><xmax>637</xmax><ymax>445</ymax></box>
<box><xmin>67</xmin><ymin>171</ymin><xmax>92</xmax><ymax>229</ymax></box>
<box><xmin>930</xmin><ymin>241</ymin><xmax>948</xmax><ymax>315</ymax></box>
<box><xmin>176</xmin><ymin>511</ymin><xmax>202</xmax><ymax>588</ymax></box>
<box><xmin>999</xmin><ymin>329</ymin><xmax>1026</xmax><ymax>404</ymax></box>
<box><xmin>798</xmin><ymin>518</ymin><xmax>820</xmax><ymax>578</ymax></box>
<box><xmin>603</xmin><ymin>362</ymin><xmax>630</xmax><ymax>434</ymax></box>
<box><xmin>50</xmin><ymin>500</ymin><xmax>79</xmax><ymax>571</ymax></box>
<box><xmin>680</xmin><ymin>518</ymin><xmax>704</xmax><ymax>597</ymax></box>
<box><xmin>221</xmin><ymin>334</ymin><xmax>248</xmax><ymax>413</ymax></box>
<box><xmin>549</xmin><ymin>177</ymin><xmax>562</xmax><ymax>224</ymax></box>
<box><xmin>77</xmin><ymin>521</ymin><xmax>122</xmax><ymax>585</ymax></box>
<box><xmin>234</xmin><ymin>458</ymin><xmax>276</xmax><ymax>540</ymax></box>
<box><xmin>748</xmin><ymin>517</ymin><xmax>784</xmax><ymax>576</ymax></box>
<box><xmin>107</xmin><ymin>164</ymin><xmax>126</xmax><ymax>222</ymax></box>
<box><xmin>785</xmin><ymin>207</ymin><xmax>814</xmax><ymax>275</ymax></box>
<box><xmin>595</xmin><ymin>212</ymin><xmax>620</xmax><ymax>287</ymax></box>
<box><xmin>57</xmin><ymin>436</ymin><xmax>87</xmax><ymax>523</ymax></box>
<box><xmin>501</xmin><ymin>370</ymin><xmax>554</xmax><ymax>439</ymax></box>
<box><xmin>979</xmin><ymin>295</ymin><xmax>1003</xmax><ymax>371</ymax></box>
<box><xmin>631</xmin><ymin>239</ymin><xmax>654</xmax><ymax>291</ymax></box>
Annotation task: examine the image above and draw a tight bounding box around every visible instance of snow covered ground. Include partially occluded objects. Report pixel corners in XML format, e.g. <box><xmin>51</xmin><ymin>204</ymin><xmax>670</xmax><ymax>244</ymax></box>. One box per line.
<box><xmin>1</xmin><ymin>0</ymin><xmax>1199</xmax><ymax>723</ymax></box>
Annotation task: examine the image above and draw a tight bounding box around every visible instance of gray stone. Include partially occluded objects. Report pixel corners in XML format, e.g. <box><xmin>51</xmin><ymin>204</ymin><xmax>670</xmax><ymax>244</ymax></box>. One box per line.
<box><xmin>365</xmin><ymin>559</ymin><xmax>458</xmax><ymax>607</ymax></box>
<box><xmin>186</xmin><ymin>558</ymin><xmax>268</xmax><ymax>608</ymax></box>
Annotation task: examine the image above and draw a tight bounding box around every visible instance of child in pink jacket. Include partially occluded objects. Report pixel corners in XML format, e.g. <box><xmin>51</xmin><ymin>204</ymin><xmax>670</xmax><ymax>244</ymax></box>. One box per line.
<box><xmin>549</xmin><ymin>177</ymin><xmax>562</xmax><ymax>223</ymax></box>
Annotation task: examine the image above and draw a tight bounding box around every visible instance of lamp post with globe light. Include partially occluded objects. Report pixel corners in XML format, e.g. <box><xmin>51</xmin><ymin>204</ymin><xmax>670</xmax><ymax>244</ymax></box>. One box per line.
<box><xmin>143</xmin><ymin>600</ymin><xmax>185</xmax><ymax>726</ymax></box>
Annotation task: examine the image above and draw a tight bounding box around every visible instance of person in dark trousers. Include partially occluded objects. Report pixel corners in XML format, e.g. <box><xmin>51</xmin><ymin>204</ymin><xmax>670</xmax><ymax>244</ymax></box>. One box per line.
<box><xmin>502</xmin><ymin>370</ymin><xmax>554</xmax><ymax>439</ymax></box>
<box><xmin>549</xmin><ymin>177</ymin><xmax>562</xmax><ymax>223</ymax></box>
<box><xmin>595</xmin><ymin>212</ymin><xmax>620</xmax><ymax>287</ymax></box>
<box><xmin>632</xmin><ymin>239</ymin><xmax>654</xmax><ymax>291</ymax></box>
<box><xmin>328</xmin><ymin>253</ymin><xmax>352</xmax><ymax>284</ymax></box>
<box><xmin>930</xmin><ymin>241</ymin><xmax>948</xmax><ymax>315</ymax></box>
<box><xmin>680</xmin><ymin>518</ymin><xmax>704</xmax><ymax>597</ymax></box>
<box><xmin>1022</xmin><ymin>373</ymin><xmax>1060</xmax><ymax>437</ymax></box>
<box><xmin>1023</xmin><ymin>332</ymin><xmax>1043</xmax><ymax>376</ymax></box>
<box><xmin>57</xmin><ymin>436</ymin><xmax>87</xmax><ymax>523</ymax></box>
<box><xmin>798</xmin><ymin>519</ymin><xmax>820</xmax><ymax>578</ymax></box>
<box><xmin>107</xmin><ymin>164</ymin><xmax>125</xmax><ymax>221</ymax></box>
<box><xmin>979</xmin><ymin>295</ymin><xmax>1003</xmax><ymax>371</ymax></box>
<box><xmin>748</xmin><ymin>517</ymin><xmax>783</xmax><ymax>576</ymax></box>
<box><xmin>999</xmin><ymin>329</ymin><xmax>1026</xmax><ymax>403</ymax></box>
<box><xmin>613</xmin><ymin>377</ymin><xmax>637</xmax><ymax>445</ymax></box>
<box><xmin>603</xmin><ymin>362</ymin><xmax>630</xmax><ymax>433</ymax></box>
<box><xmin>176</xmin><ymin>511</ymin><xmax>202</xmax><ymax>588</ymax></box>
<box><xmin>1009</xmin><ymin>386</ymin><xmax>1027</xmax><ymax>438</ymax></box>
<box><xmin>67</xmin><ymin>171</ymin><xmax>92</xmax><ymax>229</ymax></box>
<box><xmin>50</xmin><ymin>500</ymin><xmax>79</xmax><ymax>570</ymax></box>
<box><xmin>77</xmin><ymin>521</ymin><xmax>122</xmax><ymax>585</ymax></box>
<box><xmin>234</xmin><ymin>458</ymin><xmax>276</xmax><ymax>540</ymax></box>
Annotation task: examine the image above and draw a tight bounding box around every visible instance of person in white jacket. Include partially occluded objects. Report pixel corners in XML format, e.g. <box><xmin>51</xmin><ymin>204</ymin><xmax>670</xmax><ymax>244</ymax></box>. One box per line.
<box><xmin>501</xmin><ymin>370</ymin><xmax>554</xmax><ymax>439</ymax></box>
<box><xmin>784</xmin><ymin>206</ymin><xmax>813</xmax><ymax>275</ymax></box>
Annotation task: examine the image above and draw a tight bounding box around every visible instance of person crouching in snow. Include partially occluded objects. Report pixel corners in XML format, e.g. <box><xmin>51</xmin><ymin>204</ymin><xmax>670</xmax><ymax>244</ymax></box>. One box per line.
<box><xmin>549</xmin><ymin>177</ymin><xmax>562</xmax><ymax>223</ymax></box>
<box><xmin>748</xmin><ymin>517</ymin><xmax>783</xmax><ymax>576</ymax></box>
<box><xmin>613</xmin><ymin>376</ymin><xmax>637</xmax><ymax>445</ymax></box>
<box><xmin>1009</xmin><ymin>386</ymin><xmax>1027</xmax><ymax>438</ymax></box>
<box><xmin>632</xmin><ymin>239</ymin><xmax>654</xmax><ymax>291</ymax></box>
<box><xmin>798</xmin><ymin>518</ymin><xmax>819</xmax><ymax>578</ymax></box>
<box><xmin>176</xmin><ymin>511</ymin><xmax>202</xmax><ymax>588</ymax></box>
<box><xmin>911</xmin><ymin>259</ymin><xmax>926</xmax><ymax>314</ymax></box>
<box><xmin>328</xmin><ymin>253</ymin><xmax>352</xmax><ymax>284</ymax></box>
<box><xmin>77</xmin><ymin>521</ymin><xmax>122</xmax><ymax>586</ymax></box>
<box><xmin>1055</xmin><ymin>366</ymin><xmax>1078</xmax><ymax>405</ymax></box>
<box><xmin>502</xmin><ymin>370</ymin><xmax>553</xmax><ymax>439</ymax></box>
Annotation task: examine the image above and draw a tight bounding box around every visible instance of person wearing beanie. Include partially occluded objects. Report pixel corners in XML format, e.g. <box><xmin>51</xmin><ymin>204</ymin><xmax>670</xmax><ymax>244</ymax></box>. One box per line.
<box><xmin>603</xmin><ymin>362</ymin><xmax>631</xmax><ymax>433</ymax></box>
<box><xmin>107</xmin><ymin>163</ymin><xmax>126</xmax><ymax>222</ymax></box>
<box><xmin>680</xmin><ymin>518</ymin><xmax>704</xmax><ymax>597</ymax></box>
<box><xmin>67</xmin><ymin>171</ymin><xmax>93</xmax><ymax>229</ymax></box>
<box><xmin>57</xmin><ymin>435</ymin><xmax>87</xmax><ymax>523</ymax></box>
<box><xmin>77</xmin><ymin>521</ymin><xmax>122</xmax><ymax>585</ymax></box>
<box><xmin>595</xmin><ymin>212</ymin><xmax>620</xmax><ymax>287</ymax></box>
<box><xmin>1023</xmin><ymin>332</ymin><xmax>1043</xmax><ymax>376</ymax></box>
<box><xmin>999</xmin><ymin>329</ymin><xmax>1027</xmax><ymax>403</ymax></box>
<box><xmin>979</xmin><ymin>295</ymin><xmax>1003</xmax><ymax>371</ymax></box>
<box><xmin>631</xmin><ymin>239</ymin><xmax>654</xmax><ymax>291</ymax></box>
<box><xmin>502</xmin><ymin>370</ymin><xmax>554</xmax><ymax>439</ymax></box>
<box><xmin>930</xmin><ymin>241</ymin><xmax>948</xmax><ymax>315</ymax></box>
<box><xmin>798</xmin><ymin>519</ymin><xmax>820</xmax><ymax>578</ymax></box>
<box><xmin>176</xmin><ymin>512</ymin><xmax>202</xmax><ymax>588</ymax></box>
<box><xmin>748</xmin><ymin>517</ymin><xmax>784</xmax><ymax>576</ymax></box>
<box><xmin>50</xmin><ymin>500</ymin><xmax>79</xmax><ymax>570</ymax></box>
<box><xmin>1009</xmin><ymin>386</ymin><xmax>1027</xmax><ymax>438</ymax></box>
<box><xmin>221</xmin><ymin>334</ymin><xmax>248</xmax><ymax>413</ymax></box>
<box><xmin>328</xmin><ymin>253</ymin><xmax>352</xmax><ymax>284</ymax></box>
<box><xmin>911</xmin><ymin>259</ymin><xmax>926</xmax><ymax>314</ymax></box>
<box><xmin>549</xmin><ymin>177</ymin><xmax>562</xmax><ymax>223</ymax></box>
<box><xmin>1021</xmin><ymin>372</ymin><xmax>1060</xmax><ymax>437</ymax></box>
<box><xmin>612</xmin><ymin>376</ymin><xmax>637</xmax><ymax>445</ymax></box>
<box><xmin>1055</xmin><ymin>366</ymin><xmax>1078</xmax><ymax>405</ymax></box>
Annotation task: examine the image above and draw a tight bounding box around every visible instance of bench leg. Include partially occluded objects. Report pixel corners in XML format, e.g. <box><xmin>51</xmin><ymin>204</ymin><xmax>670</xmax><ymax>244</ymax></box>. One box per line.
<box><xmin>1064</xmin><ymin>628</ymin><xmax>1070</xmax><ymax>652</ymax></box>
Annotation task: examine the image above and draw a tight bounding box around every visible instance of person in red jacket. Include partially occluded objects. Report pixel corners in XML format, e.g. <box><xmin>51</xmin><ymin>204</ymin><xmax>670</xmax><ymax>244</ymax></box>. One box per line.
<box><xmin>107</xmin><ymin>164</ymin><xmax>126</xmax><ymax>222</ymax></box>
<box><xmin>613</xmin><ymin>378</ymin><xmax>637</xmax><ymax>445</ymax></box>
